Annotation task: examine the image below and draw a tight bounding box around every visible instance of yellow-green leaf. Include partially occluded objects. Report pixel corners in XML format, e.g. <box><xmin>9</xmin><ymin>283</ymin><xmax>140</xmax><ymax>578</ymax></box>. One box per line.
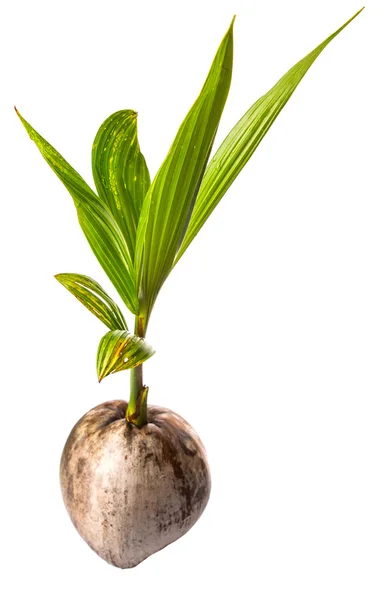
<box><xmin>135</xmin><ymin>18</ymin><xmax>235</xmax><ymax>322</ymax></box>
<box><xmin>92</xmin><ymin>110</ymin><xmax>150</xmax><ymax>259</ymax></box>
<box><xmin>16</xmin><ymin>109</ymin><xmax>139</xmax><ymax>314</ymax></box>
<box><xmin>55</xmin><ymin>273</ymin><xmax>127</xmax><ymax>330</ymax></box>
<box><xmin>97</xmin><ymin>330</ymin><xmax>155</xmax><ymax>381</ymax></box>
<box><xmin>175</xmin><ymin>8</ymin><xmax>364</xmax><ymax>265</ymax></box>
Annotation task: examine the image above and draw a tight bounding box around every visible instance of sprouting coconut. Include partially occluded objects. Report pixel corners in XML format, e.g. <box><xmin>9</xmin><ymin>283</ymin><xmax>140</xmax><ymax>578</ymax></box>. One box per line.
<box><xmin>16</xmin><ymin>8</ymin><xmax>363</xmax><ymax>569</ymax></box>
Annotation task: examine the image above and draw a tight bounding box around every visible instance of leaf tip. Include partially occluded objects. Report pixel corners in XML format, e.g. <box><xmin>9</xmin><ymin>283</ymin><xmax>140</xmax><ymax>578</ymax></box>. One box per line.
<box><xmin>97</xmin><ymin>366</ymin><xmax>106</xmax><ymax>382</ymax></box>
<box><xmin>227</xmin><ymin>15</ymin><xmax>236</xmax><ymax>35</ymax></box>
<box><xmin>54</xmin><ymin>273</ymin><xmax>65</xmax><ymax>285</ymax></box>
<box><xmin>14</xmin><ymin>106</ymin><xmax>23</xmax><ymax>122</ymax></box>
<box><xmin>354</xmin><ymin>6</ymin><xmax>365</xmax><ymax>18</ymax></box>
<box><xmin>348</xmin><ymin>6</ymin><xmax>365</xmax><ymax>24</ymax></box>
<box><xmin>336</xmin><ymin>6</ymin><xmax>365</xmax><ymax>36</ymax></box>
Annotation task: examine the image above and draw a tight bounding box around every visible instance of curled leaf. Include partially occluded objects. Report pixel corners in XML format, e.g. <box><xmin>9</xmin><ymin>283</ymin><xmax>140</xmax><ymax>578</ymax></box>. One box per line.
<box><xmin>92</xmin><ymin>110</ymin><xmax>150</xmax><ymax>259</ymax></box>
<box><xmin>97</xmin><ymin>330</ymin><xmax>155</xmax><ymax>381</ymax></box>
<box><xmin>55</xmin><ymin>273</ymin><xmax>127</xmax><ymax>330</ymax></box>
<box><xmin>16</xmin><ymin>109</ymin><xmax>139</xmax><ymax>314</ymax></box>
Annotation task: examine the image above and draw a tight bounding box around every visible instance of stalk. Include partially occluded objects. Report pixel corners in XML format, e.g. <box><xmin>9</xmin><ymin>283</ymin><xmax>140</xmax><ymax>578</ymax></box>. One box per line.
<box><xmin>126</xmin><ymin>315</ymin><xmax>149</xmax><ymax>427</ymax></box>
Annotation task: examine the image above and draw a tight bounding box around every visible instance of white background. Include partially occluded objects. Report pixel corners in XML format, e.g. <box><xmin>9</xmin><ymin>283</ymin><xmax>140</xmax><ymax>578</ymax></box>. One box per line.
<box><xmin>1</xmin><ymin>0</ymin><xmax>390</xmax><ymax>598</ymax></box>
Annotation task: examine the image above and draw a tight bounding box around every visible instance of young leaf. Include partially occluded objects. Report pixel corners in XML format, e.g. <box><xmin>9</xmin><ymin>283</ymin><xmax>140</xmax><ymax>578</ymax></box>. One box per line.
<box><xmin>135</xmin><ymin>18</ymin><xmax>235</xmax><ymax>321</ymax></box>
<box><xmin>174</xmin><ymin>8</ymin><xmax>364</xmax><ymax>265</ymax></box>
<box><xmin>55</xmin><ymin>273</ymin><xmax>127</xmax><ymax>330</ymax></box>
<box><xmin>92</xmin><ymin>110</ymin><xmax>150</xmax><ymax>259</ymax></box>
<box><xmin>15</xmin><ymin>109</ymin><xmax>139</xmax><ymax>315</ymax></box>
<box><xmin>97</xmin><ymin>330</ymin><xmax>155</xmax><ymax>381</ymax></box>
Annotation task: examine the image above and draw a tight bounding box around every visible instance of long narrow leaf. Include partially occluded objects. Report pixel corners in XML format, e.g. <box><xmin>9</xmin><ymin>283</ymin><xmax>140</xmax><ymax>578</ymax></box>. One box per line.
<box><xmin>97</xmin><ymin>330</ymin><xmax>155</xmax><ymax>381</ymax></box>
<box><xmin>175</xmin><ymin>8</ymin><xmax>364</xmax><ymax>264</ymax></box>
<box><xmin>16</xmin><ymin>109</ymin><xmax>139</xmax><ymax>314</ymax></box>
<box><xmin>135</xmin><ymin>18</ymin><xmax>235</xmax><ymax>321</ymax></box>
<box><xmin>55</xmin><ymin>273</ymin><xmax>127</xmax><ymax>330</ymax></box>
<box><xmin>92</xmin><ymin>110</ymin><xmax>150</xmax><ymax>259</ymax></box>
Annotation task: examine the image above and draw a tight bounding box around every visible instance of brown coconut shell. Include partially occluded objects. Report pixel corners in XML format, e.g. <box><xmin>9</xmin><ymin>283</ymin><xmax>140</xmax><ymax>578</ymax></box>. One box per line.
<box><xmin>60</xmin><ymin>400</ymin><xmax>211</xmax><ymax>568</ymax></box>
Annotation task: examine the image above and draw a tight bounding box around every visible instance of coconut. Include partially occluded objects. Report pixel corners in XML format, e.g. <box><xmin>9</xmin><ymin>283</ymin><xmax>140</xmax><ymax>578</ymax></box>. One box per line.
<box><xmin>60</xmin><ymin>401</ymin><xmax>211</xmax><ymax>568</ymax></box>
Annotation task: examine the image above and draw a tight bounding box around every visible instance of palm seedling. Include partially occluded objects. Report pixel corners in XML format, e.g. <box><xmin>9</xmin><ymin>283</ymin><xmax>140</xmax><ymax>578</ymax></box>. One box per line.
<box><xmin>16</xmin><ymin>9</ymin><xmax>363</xmax><ymax>569</ymax></box>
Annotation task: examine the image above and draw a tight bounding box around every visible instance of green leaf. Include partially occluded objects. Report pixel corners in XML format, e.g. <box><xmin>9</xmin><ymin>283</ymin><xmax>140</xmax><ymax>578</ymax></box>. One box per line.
<box><xmin>15</xmin><ymin>109</ymin><xmax>139</xmax><ymax>315</ymax></box>
<box><xmin>55</xmin><ymin>273</ymin><xmax>127</xmax><ymax>330</ymax></box>
<box><xmin>175</xmin><ymin>8</ymin><xmax>364</xmax><ymax>265</ymax></box>
<box><xmin>135</xmin><ymin>18</ymin><xmax>235</xmax><ymax>320</ymax></box>
<box><xmin>97</xmin><ymin>330</ymin><xmax>155</xmax><ymax>381</ymax></box>
<box><xmin>92</xmin><ymin>110</ymin><xmax>150</xmax><ymax>259</ymax></box>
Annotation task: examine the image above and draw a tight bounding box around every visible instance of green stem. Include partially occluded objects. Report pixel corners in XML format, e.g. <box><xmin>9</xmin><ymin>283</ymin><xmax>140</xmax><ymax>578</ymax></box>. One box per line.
<box><xmin>126</xmin><ymin>315</ymin><xmax>148</xmax><ymax>427</ymax></box>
